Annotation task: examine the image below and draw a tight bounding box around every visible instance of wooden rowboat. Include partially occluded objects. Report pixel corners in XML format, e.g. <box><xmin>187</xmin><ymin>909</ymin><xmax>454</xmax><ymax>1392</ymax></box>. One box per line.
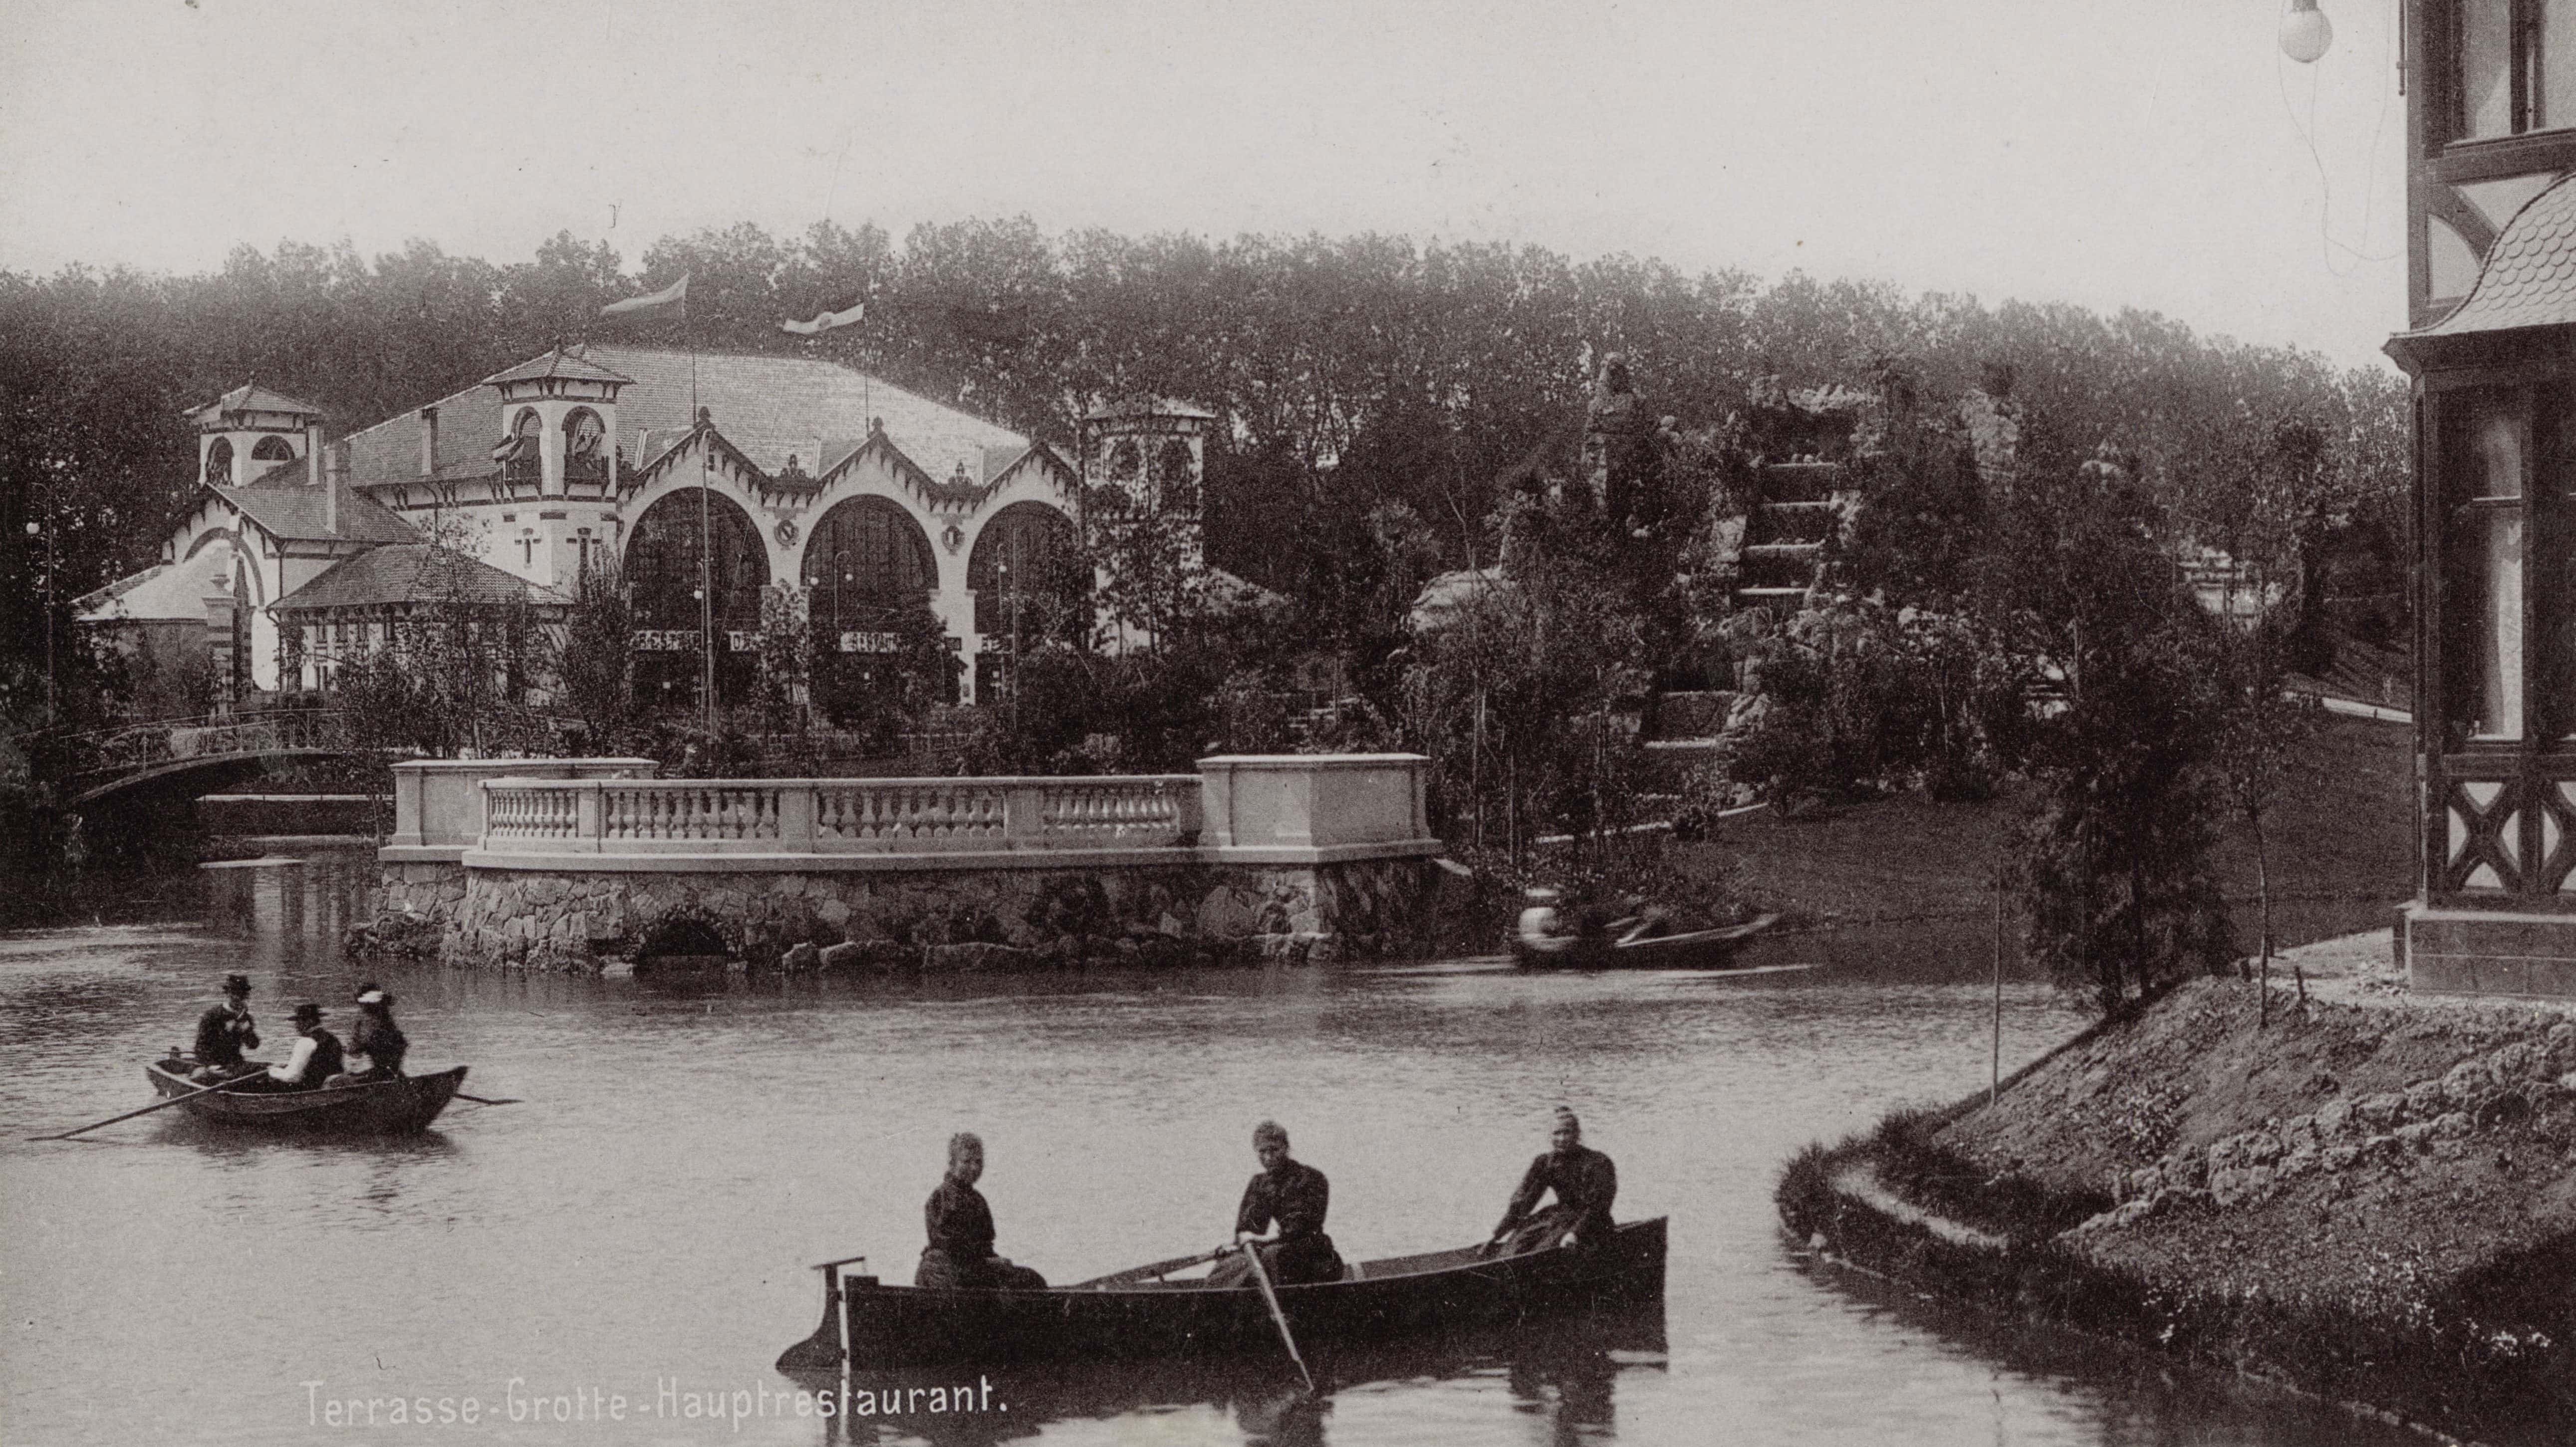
<box><xmin>778</xmin><ymin>1216</ymin><xmax>1666</xmax><ymax>1371</ymax></box>
<box><xmin>143</xmin><ymin>1061</ymin><xmax>468</xmax><ymax>1135</ymax></box>
<box><xmin>1513</xmin><ymin>913</ymin><xmax>1781</xmax><ymax>970</ymax></box>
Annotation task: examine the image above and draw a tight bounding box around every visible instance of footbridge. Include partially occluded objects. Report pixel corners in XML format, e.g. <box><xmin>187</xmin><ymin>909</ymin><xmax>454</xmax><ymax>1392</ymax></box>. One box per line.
<box><xmin>59</xmin><ymin>711</ymin><xmax>364</xmax><ymax>810</ymax></box>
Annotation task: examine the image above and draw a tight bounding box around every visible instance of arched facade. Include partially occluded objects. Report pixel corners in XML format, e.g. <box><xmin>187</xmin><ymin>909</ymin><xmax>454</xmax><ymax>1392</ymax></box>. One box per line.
<box><xmin>966</xmin><ymin>500</ymin><xmax>1085</xmax><ymax>702</ymax></box>
<box><xmin>626</xmin><ymin>487</ymin><xmax>771</xmax><ymax>707</ymax></box>
<box><xmin>207</xmin><ymin>437</ymin><xmax>235</xmax><ymax>486</ymax></box>
<box><xmin>803</xmin><ymin>494</ymin><xmax>938</xmax><ymax>632</ymax></box>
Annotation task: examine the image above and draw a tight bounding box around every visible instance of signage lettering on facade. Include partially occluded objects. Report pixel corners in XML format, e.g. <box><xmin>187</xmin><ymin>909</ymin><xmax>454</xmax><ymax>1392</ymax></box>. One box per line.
<box><xmin>838</xmin><ymin>631</ymin><xmax>901</xmax><ymax>654</ymax></box>
<box><xmin>631</xmin><ymin>630</ymin><xmax>761</xmax><ymax>653</ymax></box>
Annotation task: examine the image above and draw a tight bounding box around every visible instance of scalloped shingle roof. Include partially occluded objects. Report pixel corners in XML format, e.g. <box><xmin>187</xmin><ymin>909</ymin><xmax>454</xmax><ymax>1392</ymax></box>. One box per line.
<box><xmin>2412</xmin><ymin>170</ymin><xmax>2576</xmax><ymax>338</ymax></box>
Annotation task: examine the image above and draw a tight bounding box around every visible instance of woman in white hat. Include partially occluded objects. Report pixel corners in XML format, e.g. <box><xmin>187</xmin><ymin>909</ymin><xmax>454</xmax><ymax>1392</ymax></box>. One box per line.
<box><xmin>342</xmin><ymin>983</ymin><xmax>408</xmax><ymax>1081</ymax></box>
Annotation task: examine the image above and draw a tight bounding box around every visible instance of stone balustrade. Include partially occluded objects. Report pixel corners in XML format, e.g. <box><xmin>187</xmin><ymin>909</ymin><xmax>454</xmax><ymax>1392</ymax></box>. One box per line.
<box><xmin>476</xmin><ymin>774</ymin><xmax>1204</xmax><ymax>862</ymax></box>
<box><xmin>379</xmin><ymin>753</ymin><xmax>1444</xmax><ymax>969</ymax></box>
<box><xmin>384</xmin><ymin>757</ymin><xmax>658</xmax><ymax>864</ymax></box>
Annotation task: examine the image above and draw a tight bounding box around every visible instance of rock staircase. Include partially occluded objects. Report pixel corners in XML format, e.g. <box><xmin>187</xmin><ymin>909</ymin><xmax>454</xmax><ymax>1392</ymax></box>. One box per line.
<box><xmin>1736</xmin><ymin>459</ymin><xmax>1841</xmax><ymax>609</ymax></box>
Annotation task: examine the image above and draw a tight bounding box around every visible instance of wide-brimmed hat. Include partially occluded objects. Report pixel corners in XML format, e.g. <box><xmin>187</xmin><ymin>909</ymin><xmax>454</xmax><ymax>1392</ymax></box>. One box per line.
<box><xmin>223</xmin><ymin>973</ymin><xmax>253</xmax><ymax>996</ymax></box>
<box><xmin>290</xmin><ymin>1001</ymin><xmax>323</xmax><ymax>1025</ymax></box>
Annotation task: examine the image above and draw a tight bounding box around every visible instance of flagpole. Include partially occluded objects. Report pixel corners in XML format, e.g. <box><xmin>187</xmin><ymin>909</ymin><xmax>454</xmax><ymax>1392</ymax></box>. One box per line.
<box><xmin>693</xmin><ymin>286</ymin><xmax>716</xmax><ymax>750</ymax></box>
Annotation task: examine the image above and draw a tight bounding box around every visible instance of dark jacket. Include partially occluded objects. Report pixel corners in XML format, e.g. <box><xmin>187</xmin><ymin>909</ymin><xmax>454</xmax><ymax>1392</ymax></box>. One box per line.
<box><xmin>351</xmin><ymin>1013</ymin><xmax>408</xmax><ymax>1075</ymax></box>
<box><xmin>924</xmin><ymin>1179</ymin><xmax>999</xmax><ymax>1262</ymax></box>
<box><xmin>283</xmin><ymin>1029</ymin><xmax>345</xmax><ymax>1089</ymax></box>
<box><xmin>1235</xmin><ymin>1160</ymin><xmax>1342</xmax><ymax>1284</ymax></box>
<box><xmin>1494</xmin><ymin>1145</ymin><xmax>1618</xmax><ymax>1241</ymax></box>
<box><xmin>194</xmin><ymin>1004</ymin><xmax>259</xmax><ymax>1067</ymax></box>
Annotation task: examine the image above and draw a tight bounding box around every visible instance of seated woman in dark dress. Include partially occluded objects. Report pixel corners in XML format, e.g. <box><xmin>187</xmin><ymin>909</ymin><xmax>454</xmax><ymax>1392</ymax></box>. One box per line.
<box><xmin>338</xmin><ymin>984</ymin><xmax>408</xmax><ymax>1082</ymax></box>
<box><xmin>915</xmin><ymin>1133</ymin><xmax>1048</xmax><ymax>1290</ymax></box>
<box><xmin>1211</xmin><ymin>1120</ymin><xmax>1344</xmax><ymax>1287</ymax></box>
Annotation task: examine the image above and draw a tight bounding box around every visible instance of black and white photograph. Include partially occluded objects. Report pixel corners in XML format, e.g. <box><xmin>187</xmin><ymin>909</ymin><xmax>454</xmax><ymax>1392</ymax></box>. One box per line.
<box><xmin>4</xmin><ymin>2</ymin><xmax>2569</xmax><ymax>1444</ymax></box>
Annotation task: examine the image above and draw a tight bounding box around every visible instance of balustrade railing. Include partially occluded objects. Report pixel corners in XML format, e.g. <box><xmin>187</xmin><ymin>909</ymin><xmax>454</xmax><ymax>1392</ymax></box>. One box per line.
<box><xmin>480</xmin><ymin>775</ymin><xmax>1201</xmax><ymax>856</ymax></box>
<box><xmin>58</xmin><ymin>711</ymin><xmax>353</xmax><ymax>779</ymax></box>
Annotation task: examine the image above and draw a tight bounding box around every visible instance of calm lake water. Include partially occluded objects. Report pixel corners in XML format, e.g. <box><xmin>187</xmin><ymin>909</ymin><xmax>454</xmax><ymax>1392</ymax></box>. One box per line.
<box><xmin>0</xmin><ymin>846</ymin><xmax>2432</xmax><ymax>1447</ymax></box>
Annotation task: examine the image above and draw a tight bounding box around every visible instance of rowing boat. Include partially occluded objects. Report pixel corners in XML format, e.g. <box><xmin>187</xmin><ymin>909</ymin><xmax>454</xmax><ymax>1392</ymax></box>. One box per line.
<box><xmin>778</xmin><ymin>1216</ymin><xmax>1665</xmax><ymax>1371</ymax></box>
<box><xmin>142</xmin><ymin>1060</ymin><xmax>468</xmax><ymax>1134</ymax></box>
<box><xmin>1513</xmin><ymin>913</ymin><xmax>1781</xmax><ymax>970</ymax></box>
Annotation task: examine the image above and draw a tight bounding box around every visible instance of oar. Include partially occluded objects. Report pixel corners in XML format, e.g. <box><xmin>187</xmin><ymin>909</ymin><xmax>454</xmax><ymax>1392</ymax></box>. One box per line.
<box><xmin>1237</xmin><ymin>1243</ymin><xmax>1316</xmax><ymax>1394</ymax></box>
<box><xmin>30</xmin><ymin>1072</ymin><xmax>265</xmax><ymax>1141</ymax></box>
<box><xmin>1068</xmin><ymin>1247</ymin><xmax>1227</xmax><ymax>1290</ymax></box>
<box><xmin>454</xmin><ymin>1093</ymin><xmax>520</xmax><ymax>1106</ymax></box>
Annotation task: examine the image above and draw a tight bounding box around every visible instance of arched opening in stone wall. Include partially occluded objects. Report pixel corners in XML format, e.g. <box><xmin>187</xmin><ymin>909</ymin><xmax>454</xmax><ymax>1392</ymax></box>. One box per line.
<box><xmin>638</xmin><ymin>917</ymin><xmax>732</xmax><ymax>965</ymax></box>
<box><xmin>626</xmin><ymin>487</ymin><xmax>771</xmax><ymax>711</ymax></box>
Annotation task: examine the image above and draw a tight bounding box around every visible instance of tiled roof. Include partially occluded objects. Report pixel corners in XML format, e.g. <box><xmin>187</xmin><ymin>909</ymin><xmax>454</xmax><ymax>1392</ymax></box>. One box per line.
<box><xmin>337</xmin><ymin>345</ymin><xmax>1037</xmax><ymax>491</ymax></box>
<box><xmin>480</xmin><ymin>348</ymin><xmax>636</xmax><ymax>388</ymax></box>
<box><xmin>225</xmin><ymin>469</ymin><xmax>419</xmax><ymax>544</ymax></box>
<box><xmin>591</xmin><ymin>345</ymin><xmax>1030</xmax><ymax>483</ymax></box>
<box><xmin>78</xmin><ymin>545</ymin><xmax>238</xmax><ymax>623</ymax></box>
<box><xmin>273</xmin><ymin>544</ymin><xmax>567</xmax><ymax>613</ymax></box>
<box><xmin>2410</xmin><ymin>170</ymin><xmax>2576</xmax><ymax>338</ymax></box>
<box><xmin>186</xmin><ymin>383</ymin><xmax>327</xmax><ymax>424</ymax></box>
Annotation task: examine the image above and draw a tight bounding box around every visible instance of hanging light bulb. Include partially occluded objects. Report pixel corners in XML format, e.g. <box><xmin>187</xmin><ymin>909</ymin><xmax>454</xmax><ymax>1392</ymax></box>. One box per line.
<box><xmin>2280</xmin><ymin>0</ymin><xmax>2332</xmax><ymax>63</ymax></box>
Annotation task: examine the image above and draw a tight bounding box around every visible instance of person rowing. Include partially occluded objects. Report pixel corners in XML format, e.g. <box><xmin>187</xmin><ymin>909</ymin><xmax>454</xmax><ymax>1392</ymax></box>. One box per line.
<box><xmin>336</xmin><ymin>983</ymin><xmax>408</xmax><ymax>1082</ymax></box>
<box><xmin>1212</xmin><ymin>1120</ymin><xmax>1344</xmax><ymax>1287</ymax></box>
<box><xmin>916</xmin><ymin>1132</ymin><xmax>1047</xmax><ymax>1290</ymax></box>
<box><xmin>190</xmin><ymin>973</ymin><xmax>263</xmax><ymax>1082</ymax></box>
<box><xmin>234</xmin><ymin>1002</ymin><xmax>345</xmax><ymax>1093</ymax></box>
<box><xmin>1481</xmin><ymin>1107</ymin><xmax>1618</xmax><ymax>1257</ymax></box>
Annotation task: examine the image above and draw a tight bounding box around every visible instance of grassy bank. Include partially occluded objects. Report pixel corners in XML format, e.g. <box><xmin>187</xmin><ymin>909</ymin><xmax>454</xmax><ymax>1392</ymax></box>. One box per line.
<box><xmin>1780</xmin><ymin>978</ymin><xmax>2576</xmax><ymax>1444</ymax></box>
<box><xmin>1682</xmin><ymin>711</ymin><xmax>2410</xmax><ymax>939</ymax></box>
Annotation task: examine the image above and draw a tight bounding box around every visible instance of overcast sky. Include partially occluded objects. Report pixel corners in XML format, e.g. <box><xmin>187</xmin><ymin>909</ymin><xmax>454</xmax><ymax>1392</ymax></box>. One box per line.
<box><xmin>0</xmin><ymin>0</ymin><xmax>2410</xmax><ymax>371</ymax></box>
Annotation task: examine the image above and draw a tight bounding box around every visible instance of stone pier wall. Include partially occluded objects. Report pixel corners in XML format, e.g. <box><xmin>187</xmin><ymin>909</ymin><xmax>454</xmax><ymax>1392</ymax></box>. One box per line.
<box><xmin>438</xmin><ymin>855</ymin><xmax>1437</xmax><ymax>971</ymax></box>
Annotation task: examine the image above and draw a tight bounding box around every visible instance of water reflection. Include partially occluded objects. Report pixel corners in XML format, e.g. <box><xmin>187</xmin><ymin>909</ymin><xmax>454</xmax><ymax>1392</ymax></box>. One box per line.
<box><xmin>794</xmin><ymin>1306</ymin><xmax>1664</xmax><ymax>1447</ymax></box>
<box><xmin>0</xmin><ymin>846</ymin><xmax>2446</xmax><ymax>1447</ymax></box>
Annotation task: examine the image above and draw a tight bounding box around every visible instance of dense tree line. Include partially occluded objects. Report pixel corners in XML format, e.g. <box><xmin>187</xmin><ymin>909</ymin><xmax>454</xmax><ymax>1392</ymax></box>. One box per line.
<box><xmin>2</xmin><ymin>218</ymin><xmax>2406</xmax><ymax>782</ymax></box>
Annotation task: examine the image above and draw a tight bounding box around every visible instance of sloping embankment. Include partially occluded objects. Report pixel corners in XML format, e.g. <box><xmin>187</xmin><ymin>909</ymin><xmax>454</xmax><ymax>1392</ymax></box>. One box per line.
<box><xmin>1778</xmin><ymin>977</ymin><xmax>2576</xmax><ymax>1444</ymax></box>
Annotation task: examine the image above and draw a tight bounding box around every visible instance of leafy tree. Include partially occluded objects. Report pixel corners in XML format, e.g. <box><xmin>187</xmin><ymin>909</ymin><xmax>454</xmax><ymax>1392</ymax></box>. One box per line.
<box><xmin>1999</xmin><ymin>450</ymin><xmax>2235</xmax><ymax>1014</ymax></box>
<box><xmin>554</xmin><ymin>555</ymin><xmax>636</xmax><ymax>752</ymax></box>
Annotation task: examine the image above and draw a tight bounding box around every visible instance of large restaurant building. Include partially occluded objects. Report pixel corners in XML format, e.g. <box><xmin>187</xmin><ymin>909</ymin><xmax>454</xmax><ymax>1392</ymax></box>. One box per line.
<box><xmin>80</xmin><ymin>346</ymin><xmax>1211</xmax><ymax>709</ymax></box>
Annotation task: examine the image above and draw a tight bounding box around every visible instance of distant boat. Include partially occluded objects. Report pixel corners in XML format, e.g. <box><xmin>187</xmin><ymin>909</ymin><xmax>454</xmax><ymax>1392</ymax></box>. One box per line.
<box><xmin>143</xmin><ymin>1060</ymin><xmax>466</xmax><ymax>1134</ymax></box>
<box><xmin>778</xmin><ymin>1218</ymin><xmax>1666</xmax><ymax>1371</ymax></box>
<box><xmin>1513</xmin><ymin>913</ymin><xmax>1783</xmax><ymax>971</ymax></box>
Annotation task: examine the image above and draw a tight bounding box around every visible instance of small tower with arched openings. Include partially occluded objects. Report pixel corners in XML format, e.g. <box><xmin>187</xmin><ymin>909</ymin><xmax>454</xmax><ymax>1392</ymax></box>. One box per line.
<box><xmin>187</xmin><ymin>383</ymin><xmax>328</xmax><ymax>490</ymax></box>
<box><xmin>1079</xmin><ymin>396</ymin><xmax>1217</xmax><ymax>650</ymax></box>
<box><xmin>478</xmin><ymin>346</ymin><xmax>634</xmax><ymax>588</ymax></box>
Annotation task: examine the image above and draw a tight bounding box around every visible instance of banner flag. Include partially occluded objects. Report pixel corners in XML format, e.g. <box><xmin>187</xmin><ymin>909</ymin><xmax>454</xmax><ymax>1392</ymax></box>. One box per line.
<box><xmin>602</xmin><ymin>274</ymin><xmax>689</xmax><ymax>317</ymax></box>
<box><xmin>782</xmin><ymin>298</ymin><xmax>866</xmax><ymax>336</ymax></box>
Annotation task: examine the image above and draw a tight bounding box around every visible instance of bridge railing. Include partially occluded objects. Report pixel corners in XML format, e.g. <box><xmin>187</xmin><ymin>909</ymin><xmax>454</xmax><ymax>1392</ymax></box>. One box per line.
<box><xmin>479</xmin><ymin>774</ymin><xmax>1205</xmax><ymax>856</ymax></box>
<box><xmin>59</xmin><ymin>711</ymin><xmax>354</xmax><ymax>780</ymax></box>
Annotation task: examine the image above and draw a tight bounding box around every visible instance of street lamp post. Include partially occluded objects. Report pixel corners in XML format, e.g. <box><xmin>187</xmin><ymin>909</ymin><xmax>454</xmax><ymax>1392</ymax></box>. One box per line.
<box><xmin>25</xmin><ymin>514</ymin><xmax>54</xmax><ymax>724</ymax></box>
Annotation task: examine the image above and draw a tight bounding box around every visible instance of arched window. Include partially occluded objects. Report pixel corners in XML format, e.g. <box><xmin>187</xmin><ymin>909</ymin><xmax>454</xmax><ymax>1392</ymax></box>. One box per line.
<box><xmin>206</xmin><ymin>438</ymin><xmax>234</xmax><ymax>486</ymax></box>
<box><xmin>803</xmin><ymin>496</ymin><xmax>937</xmax><ymax>635</ymax></box>
<box><xmin>627</xmin><ymin>488</ymin><xmax>772</xmax><ymax>707</ymax></box>
<box><xmin>251</xmin><ymin>435</ymin><xmax>297</xmax><ymax>465</ymax></box>
<box><xmin>966</xmin><ymin>502</ymin><xmax>1084</xmax><ymax>639</ymax></box>
<box><xmin>1105</xmin><ymin>438</ymin><xmax>1142</xmax><ymax>482</ymax></box>
<box><xmin>1153</xmin><ymin>438</ymin><xmax>1198</xmax><ymax>515</ymax></box>
<box><xmin>503</xmin><ymin>409</ymin><xmax>543</xmax><ymax>489</ymax></box>
<box><xmin>563</xmin><ymin>408</ymin><xmax>607</xmax><ymax>485</ymax></box>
